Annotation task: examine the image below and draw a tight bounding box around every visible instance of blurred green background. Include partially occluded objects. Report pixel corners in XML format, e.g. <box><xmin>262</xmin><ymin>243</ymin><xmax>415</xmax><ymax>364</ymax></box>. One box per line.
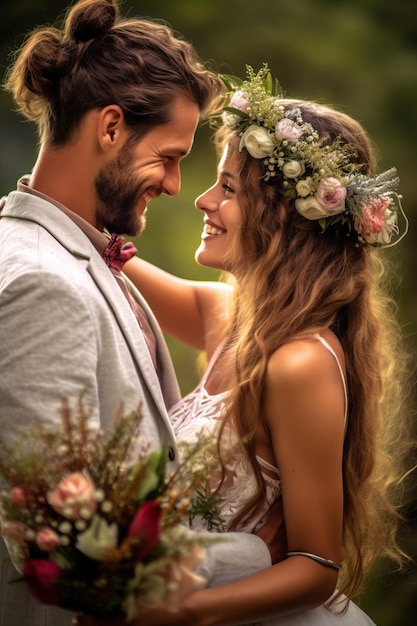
<box><xmin>1</xmin><ymin>1</ymin><xmax>416</xmax><ymax>624</ymax></box>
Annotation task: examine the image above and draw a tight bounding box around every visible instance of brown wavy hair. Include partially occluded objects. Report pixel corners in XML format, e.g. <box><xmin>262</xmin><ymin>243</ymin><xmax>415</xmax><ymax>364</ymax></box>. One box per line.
<box><xmin>4</xmin><ymin>0</ymin><xmax>223</xmax><ymax>145</ymax></box>
<box><xmin>215</xmin><ymin>100</ymin><xmax>412</xmax><ymax>600</ymax></box>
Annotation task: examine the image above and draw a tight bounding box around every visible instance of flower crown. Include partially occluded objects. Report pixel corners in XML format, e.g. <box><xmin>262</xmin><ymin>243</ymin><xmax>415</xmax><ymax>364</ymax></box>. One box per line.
<box><xmin>220</xmin><ymin>65</ymin><xmax>407</xmax><ymax>248</ymax></box>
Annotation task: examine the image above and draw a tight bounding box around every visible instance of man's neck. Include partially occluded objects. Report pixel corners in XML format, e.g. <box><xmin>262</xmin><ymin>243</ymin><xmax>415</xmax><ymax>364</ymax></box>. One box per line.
<box><xmin>29</xmin><ymin>142</ymin><xmax>99</xmax><ymax>227</ymax></box>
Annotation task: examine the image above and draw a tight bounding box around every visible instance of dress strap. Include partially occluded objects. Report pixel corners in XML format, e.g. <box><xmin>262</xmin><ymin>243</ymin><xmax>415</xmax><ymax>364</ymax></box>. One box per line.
<box><xmin>256</xmin><ymin>455</ymin><xmax>280</xmax><ymax>476</ymax></box>
<box><xmin>313</xmin><ymin>334</ymin><xmax>348</xmax><ymax>426</ymax></box>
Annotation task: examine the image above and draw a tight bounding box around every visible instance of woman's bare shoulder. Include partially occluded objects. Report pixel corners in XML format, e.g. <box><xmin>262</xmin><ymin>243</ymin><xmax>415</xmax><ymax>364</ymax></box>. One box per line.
<box><xmin>264</xmin><ymin>331</ymin><xmax>346</xmax><ymax>429</ymax></box>
<box><xmin>267</xmin><ymin>332</ymin><xmax>343</xmax><ymax>384</ymax></box>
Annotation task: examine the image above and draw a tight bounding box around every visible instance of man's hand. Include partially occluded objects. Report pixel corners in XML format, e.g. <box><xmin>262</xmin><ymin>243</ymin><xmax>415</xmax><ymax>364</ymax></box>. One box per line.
<box><xmin>255</xmin><ymin>498</ymin><xmax>287</xmax><ymax>564</ymax></box>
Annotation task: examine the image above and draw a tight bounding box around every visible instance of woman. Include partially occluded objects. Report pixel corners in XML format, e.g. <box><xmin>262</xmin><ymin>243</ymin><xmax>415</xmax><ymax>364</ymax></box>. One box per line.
<box><xmin>80</xmin><ymin>66</ymin><xmax>410</xmax><ymax>625</ymax></box>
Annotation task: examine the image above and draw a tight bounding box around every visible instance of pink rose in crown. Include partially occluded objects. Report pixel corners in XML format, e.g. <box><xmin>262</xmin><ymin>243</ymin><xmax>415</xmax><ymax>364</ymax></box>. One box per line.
<box><xmin>357</xmin><ymin>196</ymin><xmax>391</xmax><ymax>235</ymax></box>
<box><xmin>46</xmin><ymin>472</ymin><xmax>97</xmax><ymax>521</ymax></box>
<box><xmin>23</xmin><ymin>559</ymin><xmax>64</xmax><ymax>605</ymax></box>
<box><xmin>229</xmin><ymin>90</ymin><xmax>250</xmax><ymax>113</ymax></box>
<box><xmin>315</xmin><ymin>177</ymin><xmax>347</xmax><ymax>214</ymax></box>
<box><xmin>275</xmin><ymin>118</ymin><xmax>303</xmax><ymax>142</ymax></box>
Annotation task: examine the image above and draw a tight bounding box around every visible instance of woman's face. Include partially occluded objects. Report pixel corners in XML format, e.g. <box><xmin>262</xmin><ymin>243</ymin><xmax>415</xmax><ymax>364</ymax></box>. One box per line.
<box><xmin>194</xmin><ymin>145</ymin><xmax>242</xmax><ymax>271</ymax></box>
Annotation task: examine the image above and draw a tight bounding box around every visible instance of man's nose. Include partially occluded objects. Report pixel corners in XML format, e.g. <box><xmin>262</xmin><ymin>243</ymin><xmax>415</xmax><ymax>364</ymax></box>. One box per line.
<box><xmin>162</xmin><ymin>167</ymin><xmax>181</xmax><ymax>197</ymax></box>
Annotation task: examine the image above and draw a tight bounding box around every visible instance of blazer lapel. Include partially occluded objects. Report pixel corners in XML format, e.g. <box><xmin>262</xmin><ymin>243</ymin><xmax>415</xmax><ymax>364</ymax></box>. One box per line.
<box><xmin>124</xmin><ymin>276</ymin><xmax>182</xmax><ymax>410</ymax></box>
<box><xmin>87</xmin><ymin>249</ymin><xmax>177</xmax><ymax>428</ymax></box>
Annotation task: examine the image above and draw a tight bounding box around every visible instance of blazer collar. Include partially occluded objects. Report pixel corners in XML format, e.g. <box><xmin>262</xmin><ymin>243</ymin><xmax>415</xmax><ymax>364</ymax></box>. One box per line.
<box><xmin>3</xmin><ymin>190</ymin><xmax>94</xmax><ymax>260</ymax></box>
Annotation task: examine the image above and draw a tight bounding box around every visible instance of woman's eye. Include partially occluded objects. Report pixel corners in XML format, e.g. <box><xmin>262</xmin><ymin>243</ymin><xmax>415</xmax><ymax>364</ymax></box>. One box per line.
<box><xmin>222</xmin><ymin>183</ymin><xmax>235</xmax><ymax>194</ymax></box>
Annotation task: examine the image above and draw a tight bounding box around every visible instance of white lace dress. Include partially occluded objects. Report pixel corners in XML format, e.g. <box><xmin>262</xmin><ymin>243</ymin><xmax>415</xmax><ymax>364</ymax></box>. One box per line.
<box><xmin>169</xmin><ymin>335</ymin><xmax>377</xmax><ymax>625</ymax></box>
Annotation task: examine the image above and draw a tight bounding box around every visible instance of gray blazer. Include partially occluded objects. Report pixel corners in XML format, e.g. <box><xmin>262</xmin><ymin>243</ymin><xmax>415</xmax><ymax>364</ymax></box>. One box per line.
<box><xmin>0</xmin><ymin>191</ymin><xmax>271</xmax><ymax>626</ymax></box>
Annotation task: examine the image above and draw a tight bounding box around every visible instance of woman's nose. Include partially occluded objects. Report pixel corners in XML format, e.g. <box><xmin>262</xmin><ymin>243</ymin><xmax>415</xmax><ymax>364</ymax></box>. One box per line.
<box><xmin>195</xmin><ymin>185</ymin><xmax>217</xmax><ymax>212</ymax></box>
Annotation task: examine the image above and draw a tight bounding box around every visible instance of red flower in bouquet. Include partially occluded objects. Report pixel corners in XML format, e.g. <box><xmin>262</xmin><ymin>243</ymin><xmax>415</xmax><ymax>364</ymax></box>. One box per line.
<box><xmin>23</xmin><ymin>559</ymin><xmax>64</xmax><ymax>605</ymax></box>
<box><xmin>127</xmin><ymin>501</ymin><xmax>162</xmax><ymax>560</ymax></box>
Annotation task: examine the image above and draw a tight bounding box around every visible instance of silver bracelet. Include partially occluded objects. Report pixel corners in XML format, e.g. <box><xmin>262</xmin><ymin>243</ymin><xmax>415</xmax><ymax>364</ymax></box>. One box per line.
<box><xmin>286</xmin><ymin>551</ymin><xmax>341</xmax><ymax>571</ymax></box>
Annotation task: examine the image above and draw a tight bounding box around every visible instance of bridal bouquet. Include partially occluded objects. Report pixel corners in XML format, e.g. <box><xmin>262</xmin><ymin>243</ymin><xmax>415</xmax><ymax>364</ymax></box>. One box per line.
<box><xmin>0</xmin><ymin>395</ymin><xmax>222</xmax><ymax>620</ymax></box>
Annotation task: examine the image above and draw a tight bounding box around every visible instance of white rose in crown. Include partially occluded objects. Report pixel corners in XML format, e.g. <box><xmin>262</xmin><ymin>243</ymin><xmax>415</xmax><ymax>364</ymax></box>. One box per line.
<box><xmin>282</xmin><ymin>160</ymin><xmax>305</xmax><ymax>179</ymax></box>
<box><xmin>239</xmin><ymin>125</ymin><xmax>275</xmax><ymax>159</ymax></box>
<box><xmin>296</xmin><ymin>178</ymin><xmax>313</xmax><ymax>197</ymax></box>
<box><xmin>295</xmin><ymin>196</ymin><xmax>329</xmax><ymax>220</ymax></box>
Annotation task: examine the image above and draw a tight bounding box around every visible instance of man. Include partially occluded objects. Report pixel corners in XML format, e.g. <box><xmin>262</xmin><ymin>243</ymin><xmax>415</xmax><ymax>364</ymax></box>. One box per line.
<box><xmin>0</xmin><ymin>1</ymin><xmax>272</xmax><ymax>624</ymax></box>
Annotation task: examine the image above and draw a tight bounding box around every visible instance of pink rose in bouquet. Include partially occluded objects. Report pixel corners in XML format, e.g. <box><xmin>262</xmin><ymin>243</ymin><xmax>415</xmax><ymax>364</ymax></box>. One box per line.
<box><xmin>36</xmin><ymin>528</ymin><xmax>60</xmax><ymax>551</ymax></box>
<box><xmin>46</xmin><ymin>471</ymin><xmax>97</xmax><ymax>521</ymax></box>
<box><xmin>10</xmin><ymin>486</ymin><xmax>28</xmax><ymax>506</ymax></box>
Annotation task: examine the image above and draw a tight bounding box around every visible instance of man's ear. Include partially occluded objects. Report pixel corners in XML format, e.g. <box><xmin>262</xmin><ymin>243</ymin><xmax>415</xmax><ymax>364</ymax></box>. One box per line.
<box><xmin>97</xmin><ymin>105</ymin><xmax>126</xmax><ymax>150</ymax></box>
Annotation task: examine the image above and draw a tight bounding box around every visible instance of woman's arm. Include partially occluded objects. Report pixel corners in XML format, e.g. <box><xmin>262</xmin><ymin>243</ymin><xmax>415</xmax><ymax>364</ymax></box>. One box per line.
<box><xmin>77</xmin><ymin>553</ymin><xmax>337</xmax><ymax>626</ymax></box>
<box><xmin>266</xmin><ymin>336</ymin><xmax>345</xmax><ymax>570</ymax></box>
<box><xmin>124</xmin><ymin>256</ymin><xmax>232</xmax><ymax>354</ymax></box>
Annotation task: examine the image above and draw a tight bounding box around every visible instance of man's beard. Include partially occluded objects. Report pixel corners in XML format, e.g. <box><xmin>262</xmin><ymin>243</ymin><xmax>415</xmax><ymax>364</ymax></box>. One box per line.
<box><xmin>95</xmin><ymin>149</ymin><xmax>147</xmax><ymax>236</ymax></box>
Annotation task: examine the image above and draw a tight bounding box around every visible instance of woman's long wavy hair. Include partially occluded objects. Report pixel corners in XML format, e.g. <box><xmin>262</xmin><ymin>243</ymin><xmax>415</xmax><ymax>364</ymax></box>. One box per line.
<box><xmin>214</xmin><ymin>101</ymin><xmax>412</xmax><ymax>600</ymax></box>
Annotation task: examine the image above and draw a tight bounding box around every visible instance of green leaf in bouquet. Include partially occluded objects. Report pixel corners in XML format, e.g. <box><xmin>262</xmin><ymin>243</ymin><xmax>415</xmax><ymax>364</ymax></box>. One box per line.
<box><xmin>129</xmin><ymin>449</ymin><xmax>167</xmax><ymax>502</ymax></box>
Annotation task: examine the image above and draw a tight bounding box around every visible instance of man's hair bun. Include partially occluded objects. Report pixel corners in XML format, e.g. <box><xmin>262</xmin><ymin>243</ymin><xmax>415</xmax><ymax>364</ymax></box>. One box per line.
<box><xmin>65</xmin><ymin>0</ymin><xmax>119</xmax><ymax>43</ymax></box>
